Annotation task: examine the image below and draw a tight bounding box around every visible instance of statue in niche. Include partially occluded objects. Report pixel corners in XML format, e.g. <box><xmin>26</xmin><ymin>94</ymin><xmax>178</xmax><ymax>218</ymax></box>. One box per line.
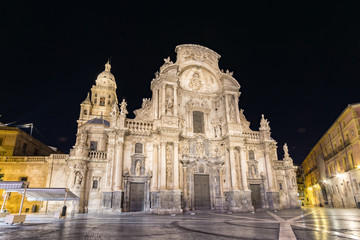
<box><xmin>135</xmin><ymin>161</ymin><xmax>141</xmax><ymax>176</ymax></box>
<box><xmin>251</xmin><ymin>165</ymin><xmax>257</xmax><ymax>178</ymax></box>
<box><xmin>74</xmin><ymin>171</ymin><xmax>83</xmax><ymax>185</ymax></box>
<box><xmin>120</xmin><ymin>99</ymin><xmax>128</xmax><ymax>116</ymax></box>
<box><xmin>189</xmin><ymin>72</ymin><xmax>202</xmax><ymax>91</ymax></box>
<box><xmin>214</xmin><ymin>124</ymin><xmax>222</xmax><ymax>138</ymax></box>
<box><xmin>195</xmin><ymin>141</ymin><xmax>205</xmax><ymax>158</ymax></box>
<box><xmin>283</xmin><ymin>143</ymin><xmax>289</xmax><ymax>159</ymax></box>
<box><xmin>260</xmin><ymin>114</ymin><xmax>270</xmax><ymax>130</ymax></box>
<box><xmin>165</xmin><ymin>97</ymin><xmax>173</xmax><ymax>115</ymax></box>
<box><xmin>165</xmin><ymin>86</ymin><xmax>174</xmax><ymax>115</ymax></box>
<box><xmin>228</xmin><ymin>96</ymin><xmax>236</xmax><ymax>122</ymax></box>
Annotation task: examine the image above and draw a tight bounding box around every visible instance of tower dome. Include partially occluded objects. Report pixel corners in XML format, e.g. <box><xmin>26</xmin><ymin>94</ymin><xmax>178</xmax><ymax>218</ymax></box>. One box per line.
<box><xmin>95</xmin><ymin>60</ymin><xmax>117</xmax><ymax>89</ymax></box>
<box><xmin>97</xmin><ymin>60</ymin><xmax>115</xmax><ymax>82</ymax></box>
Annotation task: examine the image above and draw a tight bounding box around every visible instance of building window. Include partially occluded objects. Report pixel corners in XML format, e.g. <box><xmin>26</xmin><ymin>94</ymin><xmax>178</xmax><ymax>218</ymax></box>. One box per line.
<box><xmin>34</xmin><ymin>148</ymin><xmax>39</xmax><ymax>156</ymax></box>
<box><xmin>90</xmin><ymin>141</ymin><xmax>98</xmax><ymax>151</ymax></box>
<box><xmin>193</xmin><ymin>111</ymin><xmax>204</xmax><ymax>134</ymax></box>
<box><xmin>351</xmin><ymin>129</ymin><xmax>354</xmax><ymax>136</ymax></box>
<box><xmin>0</xmin><ymin>138</ymin><xmax>3</xmax><ymax>146</ymax></box>
<box><xmin>95</xmin><ymin>94</ymin><xmax>97</xmax><ymax>97</ymax></box>
<box><xmin>350</xmin><ymin>154</ymin><xmax>355</xmax><ymax>169</ymax></box>
<box><xmin>135</xmin><ymin>143</ymin><xmax>143</xmax><ymax>153</ymax></box>
<box><xmin>94</xmin><ymin>98</ymin><xmax>97</xmax><ymax>104</ymax></box>
<box><xmin>100</xmin><ymin>97</ymin><xmax>105</xmax><ymax>106</ymax></box>
<box><xmin>20</xmin><ymin>176</ymin><xmax>28</xmax><ymax>181</ymax></box>
<box><xmin>249</xmin><ymin>150</ymin><xmax>255</xmax><ymax>160</ymax></box>
<box><xmin>22</xmin><ymin>143</ymin><xmax>27</xmax><ymax>154</ymax></box>
<box><xmin>279</xmin><ymin>183</ymin><xmax>283</xmax><ymax>190</ymax></box>
<box><xmin>84</xmin><ymin>109</ymin><xmax>87</xmax><ymax>115</ymax></box>
<box><xmin>108</xmin><ymin>95</ymin><xmax>111</xmax><ymax>98</ymax></box>
<box><xmin>93</xmin><ymin>180</ymin><xmax>98</xmax><ymax>189</ymax></box>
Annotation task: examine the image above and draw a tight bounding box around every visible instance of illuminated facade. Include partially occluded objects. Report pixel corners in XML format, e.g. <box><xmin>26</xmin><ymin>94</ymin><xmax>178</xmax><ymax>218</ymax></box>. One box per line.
<box><xmin>302</xmin><ymin>103</ymin><xmax>360</xmax><ymax>208</ymax></box>
<box><xmin>0</xmin><ymin>44</ymin><xmax>299</xmax><ymax>214</ymax></box>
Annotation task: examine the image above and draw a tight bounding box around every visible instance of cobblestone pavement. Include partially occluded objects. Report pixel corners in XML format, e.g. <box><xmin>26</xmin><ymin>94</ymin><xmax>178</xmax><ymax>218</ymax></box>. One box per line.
<box><xmin>0</xmin><ymin>207</ymin><xmax>359</xmax><ymax>240</ymax></box>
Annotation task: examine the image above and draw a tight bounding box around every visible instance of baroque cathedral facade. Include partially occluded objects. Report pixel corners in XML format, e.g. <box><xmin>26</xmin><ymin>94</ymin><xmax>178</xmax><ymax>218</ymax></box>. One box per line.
<box><xmin>68</xmin><ymin>44</ymin><xmax>298</xmax><ymax>214</ymax></box>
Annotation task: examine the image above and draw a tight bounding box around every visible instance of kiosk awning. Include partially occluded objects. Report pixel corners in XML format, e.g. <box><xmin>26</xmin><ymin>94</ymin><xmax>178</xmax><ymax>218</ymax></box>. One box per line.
<box><xmin>0</xmin><ymin>181</ymin><xmax>29</xmax><ymax>189</ymax></box>
<box><xmin>0</xmin><ymin>182</ymin><xmax>79</xmax><ymax>201</ymax></box>
<box><xmin>6</xmin><ymin>188</ymin><xmax>79</xmax><ymax>201</ymax></box>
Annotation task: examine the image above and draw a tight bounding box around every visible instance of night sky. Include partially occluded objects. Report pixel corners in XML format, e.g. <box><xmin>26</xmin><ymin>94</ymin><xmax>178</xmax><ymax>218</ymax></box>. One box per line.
<box><xmin>1</xmin><ymin>1</ymin><xmax>359</xmax><ymax>165</ymax></box>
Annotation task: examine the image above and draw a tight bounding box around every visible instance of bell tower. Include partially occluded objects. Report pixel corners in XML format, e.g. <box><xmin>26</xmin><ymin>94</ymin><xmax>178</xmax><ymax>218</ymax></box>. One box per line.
<box><xmin>78</xmin><ymin>60</ymin><xmax>118</xmax><ymax>127</ymax></box>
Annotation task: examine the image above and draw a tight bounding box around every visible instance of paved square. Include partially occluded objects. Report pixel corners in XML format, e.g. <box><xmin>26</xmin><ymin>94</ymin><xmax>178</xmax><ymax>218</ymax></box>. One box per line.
<box><xmin>0</xmin><ymin>207</ymin><xmax>359</xmax><ymax>239</ymax></box>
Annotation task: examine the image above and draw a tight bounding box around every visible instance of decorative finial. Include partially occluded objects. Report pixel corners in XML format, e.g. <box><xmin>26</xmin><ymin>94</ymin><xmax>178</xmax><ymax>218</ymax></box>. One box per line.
<box><xmin>105</xmin><ymin>58</ymin><xmax>111</xmax><ymax>72</ymax></box>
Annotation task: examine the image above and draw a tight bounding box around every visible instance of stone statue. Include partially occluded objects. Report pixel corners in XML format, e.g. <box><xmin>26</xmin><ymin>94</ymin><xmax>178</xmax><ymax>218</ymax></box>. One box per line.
<box><xmin>135</xmin><ymin>161</ymin><xmax>141</xmax><ymax>176</ymax></box>
<box><xmin>164</xmin><ymin>56</ymin><xmax>173</xmax><ymax>64</ymax></box>
<box><xmin>228</xmin><ymin>97</ymin><xmax>236</xmax><ymax>122</ymax></box>
<box><xmin>120</xmin><ymin>99</ymin><xmax>128</xmax><ymax>116</ymax></box>
<box><xmin>110</xmin><ymin>102</ymin><xmax>119</xmax><ymax>117</ymax></box>
<box><xmin>260</xmin><ymin>114</ymin><xmax>270</xmax><ymax>130</ymax></box>
<box><xmin>75</xmin><ymin>171</ymin><xmax>83</xmax><ymax>185</ymax></box>
<box><xmin>78</xmin><ymin>129</ymin><xmax>87</xmax><ymax>147</ymax></box>
<box><xmin>283</xmin><ymin>143</ymin><xmax>289</xmax><ymax>158</ymax></box>
<box><xmin>189</xmin><ymin>72</ymin><xmax>202</xmax><ymax>91</ymax></box>
<box><xmin>165</xmin><ymin>97</ymin><xmax>173</xmax><ymax>115</ymax></box>
<box><xmin>251</xmin><ymin>165</ymin><xmax>256</xmax><ymax>178</ymax></box>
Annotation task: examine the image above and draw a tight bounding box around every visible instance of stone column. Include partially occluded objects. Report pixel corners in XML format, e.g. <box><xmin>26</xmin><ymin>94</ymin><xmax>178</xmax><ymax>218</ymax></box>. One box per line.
<box><xmin>229</xmin><ymin>147</ymin><xmax>239</xmax><ymax>190</ymax></box>
<box><xmin>173</xmin><ymin>142</ymin><xmax>179</xmax><ymax>190</ymax></box>
<box><xmin>154</xmin><ymin>88</ymin><xmax>159</xmax><ymax>119</ymax></box>
<box><xmin>160</xmin><ymin>141</ymin><xmax>166</xmax><ymax>190</ymax></box>
<box><xmin>224</xmin><ymin>94</ymin><xmax>230</xmax><ymax>122</ymax></box>
<box><xmin>264</xmin><ymin>144</ymin><xmax>276</xmax><ymax>191</ymax></box>
<box><xmin>235</xmin><ymin>94</ymin><xmax>240</xmax><ymax>124</ymax></box>
<box><xmin>173</xmin><ymin>85</ymin><xmax>177</xmax><ymax>116</ymax></box>
<box><xmin>114</xmin><ymin>141</ymin><xmax>124</xmax><ymax>191</ymax></box>
<box><xmin>240</xmin><ymin>147</ymin><xmax>249</xmax><ymax>191</ymax></box>
<box><xmin>161</xmin><ymin>85</ymin><xmax>166</xmax><ymax>116</ymax></box>
<box><xmin>225</xmin><ymin>149</ymin><xmax>232</xmax><ymax>190</ymax></box>
<box><xmin>151</xmin><ymin>144</ymin><xmax>158</xmax><ymax>190</ymax></box>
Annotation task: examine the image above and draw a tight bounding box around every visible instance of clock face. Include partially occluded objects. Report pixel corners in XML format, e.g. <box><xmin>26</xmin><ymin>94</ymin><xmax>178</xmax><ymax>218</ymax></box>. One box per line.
<box><xmin>179</xmin><ymin>67</ymin><xmax>220</xmax><ymax>94</ymax></box>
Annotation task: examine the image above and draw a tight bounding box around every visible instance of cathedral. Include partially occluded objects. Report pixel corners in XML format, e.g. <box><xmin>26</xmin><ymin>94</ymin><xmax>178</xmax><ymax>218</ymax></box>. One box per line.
<box><xmin>67</xmin><ymin>44</ymin><xmax>298</xmax><ymax>214</ymax></box>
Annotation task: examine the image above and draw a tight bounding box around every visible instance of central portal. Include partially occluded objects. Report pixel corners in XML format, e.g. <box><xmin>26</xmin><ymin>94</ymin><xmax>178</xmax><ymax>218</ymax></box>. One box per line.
<box><xmin>194</xmin><ymin>174</ymin><xmax>210</xmax><ymax>210</ymax></box>
<box><xmin>129</xmin><ymin>183</ymin><xmax>145</xmax><ymax>212</ymax></box>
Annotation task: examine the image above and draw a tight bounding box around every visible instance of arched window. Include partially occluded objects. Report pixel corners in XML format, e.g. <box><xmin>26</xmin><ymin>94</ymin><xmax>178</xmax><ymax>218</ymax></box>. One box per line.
<box><xmin>83</xmin><ymin>109</ymin><xmax>87</xmax><ymax>115</ymax></box>
<box><xmin>92</xmin><ymin>180</ymin><xmax>98</xmax><ymax>189</ymax></box>
<box><xmin>249</xmin><ymin>150</ymin><xmax>255</xmax><ymax>160</ymax></box>
<box><xmin>135</xmin><ymin>142</ymin><xmax>143</xmax><ymax>153</ymax></box>
<box><xmin>193</xmin><ymin>111</ymin><xmax>204</xmax><ymax>133</ymax></box>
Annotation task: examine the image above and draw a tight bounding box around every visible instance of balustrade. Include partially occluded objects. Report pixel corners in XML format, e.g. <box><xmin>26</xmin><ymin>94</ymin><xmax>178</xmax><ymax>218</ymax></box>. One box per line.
<box><xmin>126</xmin><ymin>119</ymin><xmax>153</xmax><ymax>135</ymax></box>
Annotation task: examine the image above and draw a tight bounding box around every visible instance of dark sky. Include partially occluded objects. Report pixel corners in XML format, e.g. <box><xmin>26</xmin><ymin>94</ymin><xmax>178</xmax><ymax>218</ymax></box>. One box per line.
<box><xmin>1</xmin><ymin>1</ymin><xmax>359</xmax><ymax>165</ymax></box>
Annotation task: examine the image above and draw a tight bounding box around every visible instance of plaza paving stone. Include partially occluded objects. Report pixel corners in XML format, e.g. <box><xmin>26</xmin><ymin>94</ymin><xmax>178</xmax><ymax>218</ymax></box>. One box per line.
<box><xmin>0</xmin><ymin>207</ymin><xmax>359</xmax><ymax>239</ymax></box>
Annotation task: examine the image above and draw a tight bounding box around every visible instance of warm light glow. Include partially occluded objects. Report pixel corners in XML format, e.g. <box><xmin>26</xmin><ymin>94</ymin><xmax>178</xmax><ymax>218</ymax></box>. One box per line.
<box><xmin>323</xmin><ymin>180</ymin><xmax>327</xmax><ymax>184</ymax></box>
<box><xmin>357</xmin><ymin>165</ymin><xmax>360</xmax><ymax>169</ymax></box>
<box><xmin>336</xmin><ymin>174</ymin><xmax>343</xmax><ymax>179</ymax></box>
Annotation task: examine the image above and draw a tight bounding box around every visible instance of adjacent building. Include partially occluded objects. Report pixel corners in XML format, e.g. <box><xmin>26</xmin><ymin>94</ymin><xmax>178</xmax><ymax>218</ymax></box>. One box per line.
<box><xmin>0</xmin><ymin>126</ymin><xmax>56</xmax><ymax>156</ymax></box>
<box><xmin>302</xmin><ymin>103</ymin><xmax>360</xmax><ymax>208</ymax></box>
<box><xmin>0</xmin><ymin>44</ymin><xmax>299</xmax><ymax>214</ymax></box>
